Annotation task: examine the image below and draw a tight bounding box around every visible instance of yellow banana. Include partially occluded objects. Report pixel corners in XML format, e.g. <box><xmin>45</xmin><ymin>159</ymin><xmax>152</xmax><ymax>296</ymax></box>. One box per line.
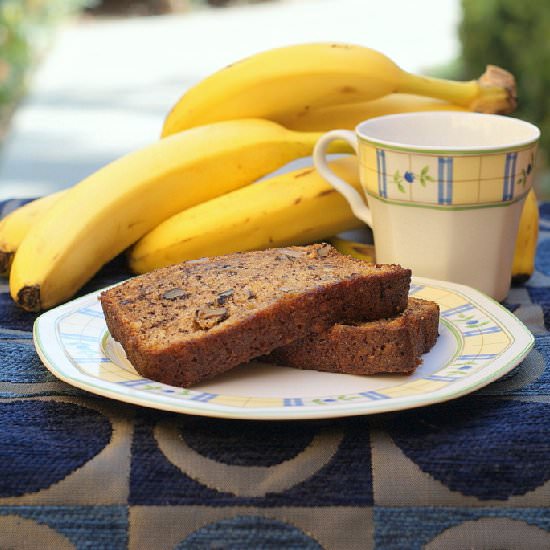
<box><xmin>0</xmin><ymin>94</ymin><xmax>466</xmax><ymax>276</ymax></box>
<box><xmin>512</xmin><ymin>188</ymin><xmax>539</xmax><ymax>283</ymax></box>
<box><xmin>281</xmin><ymin>93</ymin><xmax>468</xmax><ymax>132</ymax></box>
<box><xmin>129</xmin><ymin>157</ymin><xmax>364</xmax><ymax>274</ymax></box>
<box><xmin>328</xmin><ymin>236</ymin><xmax>376</xmax><ymax>263</ymax></box>
<box><xmin>10</xmin><ymin>119</ymin><xmax>347</xmax><ymax>311</ymax></box>
<box><xmin>162</xmin><ymin>43</ymin><xmax>516</xmax><ymax>137</ymax></box>
<box><xmin>0</xmin><ymin>191</ymin><xmax>63</xmax><ymax>275</ymax></box>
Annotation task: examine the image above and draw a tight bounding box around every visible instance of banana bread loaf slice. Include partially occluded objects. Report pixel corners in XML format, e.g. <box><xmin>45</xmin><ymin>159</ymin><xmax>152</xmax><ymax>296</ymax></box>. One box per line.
<box><xmin>100</xmin><ymin>243</ymin><xmax>411</xmax><ymax>387</ymax></box>
<box><xmin>267</xmin><ymin>298</ymin><xmax>439</xmax><ymax>375</ymax></box>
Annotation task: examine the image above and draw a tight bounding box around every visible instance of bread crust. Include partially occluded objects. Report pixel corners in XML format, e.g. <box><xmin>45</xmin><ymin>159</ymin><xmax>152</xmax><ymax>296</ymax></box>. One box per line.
<box><xmin>268</xmin><ymin>298</ymin><xmax>439</xmax><ymax>375</ymax></box>
<box><xmin>100</xmin><ymin>244</ymin><xmax>411</xmax><ymax>387</ymax></box>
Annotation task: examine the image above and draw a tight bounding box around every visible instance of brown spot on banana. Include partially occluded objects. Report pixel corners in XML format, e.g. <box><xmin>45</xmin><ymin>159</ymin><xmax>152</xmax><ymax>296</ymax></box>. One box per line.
<box><xmin>293</xmin><ymin>197</ymin><xmax>302</xmax><ymax>205</ymax></box>
<box><xmin>316</xmin><ymin>189</ymin><xmax>335</xmax><ymax>197</ymax></box>
<box><xmin>339</xmin><ymin>85</ymin><xmax>358</xmax><ymax>94</ymax></box>
<box><xmin>294</xmin><ymin>168</ymin><xmax>315</xmax><ymax>179</ymax></box>
<box><xmin>0</xmin><ymin>250</ymin><xmax>13</xmax><ymax>276</ymax></box>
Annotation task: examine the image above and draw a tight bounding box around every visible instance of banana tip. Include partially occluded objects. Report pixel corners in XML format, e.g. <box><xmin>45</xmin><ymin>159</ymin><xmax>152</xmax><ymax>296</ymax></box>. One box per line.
<box><xmin>16</xmin><ymin>285</ymin><xmax>42</xmax><ymax>312</ymax></box>
<box><xmin>511</xmin><ymin>273</ymin><xmax>532</xmax><ymax>285</ymax></box>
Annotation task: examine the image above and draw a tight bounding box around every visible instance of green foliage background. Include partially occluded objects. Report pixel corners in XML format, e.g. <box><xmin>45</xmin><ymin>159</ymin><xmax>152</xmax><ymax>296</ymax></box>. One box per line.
<box><xmin>460</xmin><ymin>0</ymin><xmax>550</xmax><ymax>157</ymax></box>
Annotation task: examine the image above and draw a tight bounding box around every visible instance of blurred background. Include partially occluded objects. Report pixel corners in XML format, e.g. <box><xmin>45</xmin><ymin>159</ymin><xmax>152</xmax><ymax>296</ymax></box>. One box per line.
<box><xmin>0</xmin><ymin>0</ymin><xmax>548</xmax><ymax>200</ymax></box>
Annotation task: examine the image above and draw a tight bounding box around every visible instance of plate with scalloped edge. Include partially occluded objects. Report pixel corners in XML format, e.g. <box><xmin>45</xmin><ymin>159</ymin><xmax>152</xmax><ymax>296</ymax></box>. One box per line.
<box><xmin>33</xmin><ymin>276</ymin><xmax>534</xmax><ymax>420</ymax></box>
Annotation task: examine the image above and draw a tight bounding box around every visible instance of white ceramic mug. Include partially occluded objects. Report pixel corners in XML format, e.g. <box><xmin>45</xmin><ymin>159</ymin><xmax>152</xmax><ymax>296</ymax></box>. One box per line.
<box><xmin>313</xmin><ymin>112</ymin><xmax>540</xmax><ymax>301</ymax></box>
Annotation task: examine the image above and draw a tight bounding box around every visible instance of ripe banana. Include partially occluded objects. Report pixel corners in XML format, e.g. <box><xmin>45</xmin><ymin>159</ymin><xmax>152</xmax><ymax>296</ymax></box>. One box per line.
<box><xmin>0</xmin><ymin>191</ymin><xmax>63</xmax><ymax>275</ymax></box>
<box><xmin>10</xmin><ymin>119</ymin><xmax>348</xmax><ymax>311</ymax></box>
<box><xmin>162</xmin><ymin>43</ymin><xmax>516</xmax><ymax>137</ymax></box>
<box><xmin>328</xmin><ymin>236</ymin><xmax>376</xmax><ymax>263</ymax></box>
<box><xmin>281</xmin><ymin>93</ymin><xmax>467</xmax><ymax>132</ymax></box>
<box><xmin>0</xmin><ymin>94</ymin><xmax>466</xmax><ymax>273</ymax></box>
<box><xmin>512</xmin><ymin>188</ymin><xmax>539</xmax><ymax>283</ymax></box>
<box><xmin>129</xmin><ymin>157</ymin><xmax>364</xmax><ymax>274</ymax></box>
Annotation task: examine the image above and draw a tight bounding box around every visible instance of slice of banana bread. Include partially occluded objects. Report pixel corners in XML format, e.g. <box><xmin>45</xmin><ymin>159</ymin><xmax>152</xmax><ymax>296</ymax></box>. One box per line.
<box><xmin>100</xmin><ymin>244</ymin><xmax>411</xmax><ymax>387</ymax></box>
<box><xmin>267</xmin><ymin>298</ymin><xmax>439</xmax><ymax>375</ymax></box>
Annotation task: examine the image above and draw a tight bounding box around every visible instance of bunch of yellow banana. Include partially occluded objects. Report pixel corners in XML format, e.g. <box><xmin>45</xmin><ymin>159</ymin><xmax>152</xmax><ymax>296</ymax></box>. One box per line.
<box><xmin>0</xmin><ymin>191</ymin><xmax>63</xmax><ymax>276</ymax></box>
<box><xmin>129</xmin><ymin>157</ymin><xmax>364</xmax><ymax>274</ymax></box>
<box><xmin>1</xmin><ymin>42</ymin><xmax>534</xmax><ymax>311</ymax></box>
<box><xmin>279</xmin><ymin>94</ymin><xmax>467</xmax><ymax>132</ymax></box>
<box><xmin>161</xmin><ymin>43</ymin><xmax>516</xmax><ymax>135</ymax></box>
<box><xmin>8</xmin><ymin>119</ymin><xmax>353</xmax><ymax>311</ymax></box>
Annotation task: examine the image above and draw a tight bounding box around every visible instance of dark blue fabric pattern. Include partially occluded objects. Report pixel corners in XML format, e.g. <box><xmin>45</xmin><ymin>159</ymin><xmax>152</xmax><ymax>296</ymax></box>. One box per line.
<box><xmin>176</xmin><ymin>515</ymin><xmax>323</xmax><ymax>549</ymax></box>
<box><xmin>130</xmin><ymin>412</ymin><xmax>373</xmax><ymax>506</ymax></box>
<box><xmin>0</xmin><ymin>341</ymin><xmax>57</xmax><ymax>383</ymax></box>
<box><xmin>0</xmin><ymin>506</ymin><xmax>128</xmax><ymax>549</ymax></box>
<box><xmin>387</xmin><ymin>400</ymin><xmax>550</xmax><ymax>500</ymax></box>
<box><xmin>535</xmin><ymin>239</ymin><xmax>550</xmax><ymax>276</ymax></box>
<box><xmin>0</xmin><ymin>401</ymin><xmax>112</xmax><ymax>496</ymax></box>
<box><xmin>1</xmin><ymin>197</ymin><xmax>550</xmax><ymax>547</ymax></box>
<box><xmin>374</xmin><ymin>506</ymin><xmax>550</xmax><ymax>550</ymax></box>
<box><xmin>180</xmin><ymin>417</ymin><xmax>316</xmax><ymax>466</ymax></box>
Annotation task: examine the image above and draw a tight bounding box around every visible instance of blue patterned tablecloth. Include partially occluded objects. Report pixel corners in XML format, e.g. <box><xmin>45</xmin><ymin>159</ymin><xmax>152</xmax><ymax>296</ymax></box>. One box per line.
<box><xmin>1</xmin><ymin>198</ymin><xmax>549</xmax><ymax>550</ymax></box>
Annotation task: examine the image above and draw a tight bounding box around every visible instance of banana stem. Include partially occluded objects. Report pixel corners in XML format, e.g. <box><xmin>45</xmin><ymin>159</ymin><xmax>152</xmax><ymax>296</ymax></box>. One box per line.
<box><xmin>398</xmin><ymin>65</ymin><xmax>517</xmax><ymax>114</ymax></box>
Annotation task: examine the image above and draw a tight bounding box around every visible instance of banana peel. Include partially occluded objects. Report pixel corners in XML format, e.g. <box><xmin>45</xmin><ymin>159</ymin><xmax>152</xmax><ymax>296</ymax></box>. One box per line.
<box><xmin>10</xmin><ymin>119</ymin><xmax>344</xmax><ymax>311</ymax></box>
<box><xmin>512</xmin><ymin>188</ymin><xmax>539</xmax><ymax>284</ymax></box>
<box><xmin>162</xmin><ymin>43</ymin><xmax>516</xmax><ymax>136</ymax></box>
<box><xmin>328</xmin><ymin>236</ymin><xmax>376</xmax><ymax>263</ymax></box>
<box><xmin>129</xmin><ymin>157</ymin><xmax>365</xmax><ymax>273</ymax></box>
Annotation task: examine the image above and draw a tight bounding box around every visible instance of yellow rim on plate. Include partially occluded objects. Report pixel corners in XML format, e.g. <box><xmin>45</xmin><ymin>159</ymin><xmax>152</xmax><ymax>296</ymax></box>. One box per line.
<box><xmin>33</xmin><ymin>277</ymin><xmax>534</xmax><ymax>420</ymax></box>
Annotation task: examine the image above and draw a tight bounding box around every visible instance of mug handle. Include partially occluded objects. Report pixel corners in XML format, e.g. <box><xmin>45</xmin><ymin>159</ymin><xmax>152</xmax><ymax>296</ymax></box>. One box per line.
<box><xmin>313</xmin><ymin>130</ymin><xmax>373</xmax><ymax>227</ymax></box>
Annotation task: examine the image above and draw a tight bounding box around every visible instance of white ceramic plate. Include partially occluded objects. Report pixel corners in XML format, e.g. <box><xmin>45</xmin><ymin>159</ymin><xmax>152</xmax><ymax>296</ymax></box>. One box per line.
<box><xmin>33</xmin><ymin>277</ymin><xmax>534</xmax><ymax>420</ymax></box>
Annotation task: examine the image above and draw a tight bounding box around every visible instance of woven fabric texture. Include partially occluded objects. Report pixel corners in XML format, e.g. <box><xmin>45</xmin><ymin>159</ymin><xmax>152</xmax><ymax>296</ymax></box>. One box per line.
<box><xmin>0</xmin><ymin>198</ymin><xmax>549</xmax><ymax>549</ymax></box>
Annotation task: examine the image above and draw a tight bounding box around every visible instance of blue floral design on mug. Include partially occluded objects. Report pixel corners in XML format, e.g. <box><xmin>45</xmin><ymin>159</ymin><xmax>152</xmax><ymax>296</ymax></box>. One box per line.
<box><xmin>392</xmin><ymin>166</ymin><xmax>434</xmax><ymax>193</ymax></box>
<box><xmin>404</xmin><ymin>171</ymin><xmax>415</xmax><ymax>183</ymax></box>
